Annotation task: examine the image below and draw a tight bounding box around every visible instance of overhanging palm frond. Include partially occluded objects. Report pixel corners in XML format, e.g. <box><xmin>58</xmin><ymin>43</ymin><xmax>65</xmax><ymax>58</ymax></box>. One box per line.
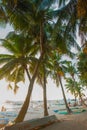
<box><xmin>7</xmin><ymin>66</ymin><xmax>25</xmax><ymax>83</ymax></box>
<box><xmin>7</xmin><ymin>83</ymin><xmax>13</xmax><ymax>90</ymax></box>
<box><xmin>0</xmin><ymin>59</ymin><xmax>18</xmax><ymax>80</ymax></box>
<box><xmin>1</xmin><ymin>31</ymin><xmax>39</xmax><ymax>57</ymax></box>
<box><xmin>0</xmin><ymin>54</ymin><xmax>15</xmax><ymax>64</ymax></box>
<box><xmin>1</xmin><ymin>38</ymin><xmax>20</xmax><ymax>55</ymax></box>
<box><xmin>14</xmin><ymin>84</ymin><xmax>19</xmax><ymax>94</ymax></box>
<box><xmin>53</xmin><ymin>0</ymin><xmax>77</xmax><ymax>38</ymax></box>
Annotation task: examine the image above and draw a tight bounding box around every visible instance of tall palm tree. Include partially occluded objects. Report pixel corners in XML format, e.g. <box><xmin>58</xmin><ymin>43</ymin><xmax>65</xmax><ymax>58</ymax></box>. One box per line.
<box><xmin>49</xmin><ymin>52</ymin><xmax>72</xmax><ymax>113</ymax></box>
<box><xmin>30</xmin><ymin>60</ymin><xmax>49</xmax><ymax>116</ymax></box>
<box><xmin>65</xmin><ymin>61</ymin><xmax>87</xmax><ymax>107</ymax></box>
<box><xmin>0</xmin><ymin>0</ymin><xmax>82</xmax><ymax>122</ymax></box>
<box><xmin>0</xmin><ymin>31</ymin><xmax>40</xmax><ymax>122</ymax></box>
<box><xmin>0</xmin><ymin>0</ymin><xmax>56</xmax><ymax>123</ymax></box>
<box><xmin>65</xmin><ymin>78</ymin><xmax>78</xmax><ymax>105</ymax></box>
<box><xmin>63</xmin><ymin>61</ymin><xmax>80</xmax><ymax>105</ymax></box>
<box><xmin>66</xmin><ymin>78</ymin><xmax>87</xmax><ymax>106</ymax></box>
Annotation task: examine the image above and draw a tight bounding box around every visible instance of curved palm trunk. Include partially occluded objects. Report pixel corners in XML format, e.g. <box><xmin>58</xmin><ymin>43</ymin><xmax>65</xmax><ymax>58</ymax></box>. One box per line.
<box><xmin>14</xmin><ymin>19</ymin><xmax>44</xmax><ymax>123</ymax></box>
<box><xmin>14</xmin><ymin>20</ymin><xmax>44</xmax><ymax>123</ymax></box>
<box><xmin>40</xmin><ymin>20</ymin><xmax>48</xmax><ymax>116</ymax></box>
<box><xmin>14</xmin><ymin>56</ymin><xmax>42</xmax><ymax>123</ymax></box>
<box><xmin>40</xmin><ymin>21</ymin><xmax>44</xmax><ymax>55</ymax></box>
<box><xmin>74</xmin><ymin>95</ymin><xmax>77</xmax><ymax>106</ymax></box>
<box><xmin>43</xmin><ymin>66</ymin><xmax>49</xmax><ymax>116</ymax></box>
<box><xmin>58</xmin><ymin>75</ymin><xmax>72</xmax><ymax>114</ymax></box>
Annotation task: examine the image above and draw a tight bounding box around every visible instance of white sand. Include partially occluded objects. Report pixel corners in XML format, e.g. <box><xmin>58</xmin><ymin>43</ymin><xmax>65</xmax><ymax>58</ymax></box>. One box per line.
<box><xmin>41</xmin><ymin>111</ymin><xmax>87</xmax><ymax>130</ymax></box>
<box><xmin>23</xmin><ymin>107</ymin><xmax>87</xmax><ymax>130</ymax></box>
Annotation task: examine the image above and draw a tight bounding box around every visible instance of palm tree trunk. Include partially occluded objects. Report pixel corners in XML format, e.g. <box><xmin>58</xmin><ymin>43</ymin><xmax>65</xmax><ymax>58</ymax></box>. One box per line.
<box><xmin>14</xmin><ymin>20</ymin><xmax>45</xmax><ymax>123</ymax></box>
<box><xmin>40</xmin><ymin>20</ymin><xmax>49</xmax><ymax>116</ymax></box>
<box><xmin>43</xmin><ymin>66</ymin><xmax>49</xmax><ymax>116</ymax></box>
<box><xmin>14</xmin><ymin>56</ymin><xmax>42</xmax><ymax>123</ymax></box>
<box><xmin>74</xmin><ymin>95</ymin><xmax>77</xmax><ymax>106</ymax></box>
<box><xmin>58</xmin><ymin>75</ymin><xmax>72</xmax><ymax>114</ymax></box>
<box><xmin>40</xmin><ymin>21</ymin><xmax>44</xmax><ymax>55</ymax></box>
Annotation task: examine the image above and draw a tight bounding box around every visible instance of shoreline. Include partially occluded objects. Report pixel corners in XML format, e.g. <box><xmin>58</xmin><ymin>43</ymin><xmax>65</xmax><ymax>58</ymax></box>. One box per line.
<box><xmin>1</xmin><ymin>109</ymin><xmax>87</xmax><ymax>130</ymax></box>
<box><xmin>0</xmin><ymin>101</ymin><xmax>87</xmax><ymax>129</ymax></box>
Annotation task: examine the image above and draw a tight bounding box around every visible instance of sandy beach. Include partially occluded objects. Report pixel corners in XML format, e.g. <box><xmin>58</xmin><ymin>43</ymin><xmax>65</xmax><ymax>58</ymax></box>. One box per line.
<box><xmin>41</xmin><ymin>111</ymin><xmax>87</xmax><ymax>130</ymax></box>
<box><xmin>21</xmin><ymin>106</ymin><xmax>87</xmax><ymax>130</ymax></box>
<box><xmin>1</xmin><ymin>102</ymin><xmax>87</xmax><ymax>130</ymax></box>
<box><xmin>1</xmin><ymin>108</ymin><xmax>87</xmax><ymax>130</ymax></box>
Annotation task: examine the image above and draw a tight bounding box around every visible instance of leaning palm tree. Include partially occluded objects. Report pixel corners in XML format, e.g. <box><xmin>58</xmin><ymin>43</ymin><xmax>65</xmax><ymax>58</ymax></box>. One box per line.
<box><xmin>49</xmin><ymin>52</ymin><xmax>72</xmax><ymax>114</ymax></box>
<box><xmin>0</xmin><ymin>0</ymin><xmax>82</xmax><ymax>122</ymax></box>
<box><xmin>65</xmin><ymin>78</ymin><xmax>78</xmax><ymax>105</ymax></box>
<box><xmin>0</xmin><ymin>0</ymin><xmax>56</xmax><ymax>123</ymax></box>
<box><xmin>30</xmin><ymin>59</ymin><xmax>49</xmax><ymax>116</ymax></box>
<box><xmin>0</xmin><ymin>31</ymin><xmax>40</xmax><ymax>123</ymax></box>
<box><xmin>64</xmin><ymin>62</ymin><xmax>78</xmax><ymax>100</ymax></box>
<box><xmin>29</xmin><ymin>25</ymin><xmax>55</xmax><ymax>116</ymax></box>
<box><xmin>1</xmin><ymin>0</ymin><xmax>56</xmax><ymax>123</ymax></box>
<box><xmin>66</xmin><ymin>78</ymin><xmax>87</xmax><ymax>106</ymax></box>
<box><xmin>75</xmin><ymin>82</ymin><xmax>87</xmax><ymax>106</ymax></box>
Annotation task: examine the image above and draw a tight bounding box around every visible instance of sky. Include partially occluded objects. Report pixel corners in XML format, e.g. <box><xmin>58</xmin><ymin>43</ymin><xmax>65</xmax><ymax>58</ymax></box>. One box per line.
<box><xmin>0</xmin><ymin>24</ymin><xmax>80</xmax><ymax>102</ymax></box>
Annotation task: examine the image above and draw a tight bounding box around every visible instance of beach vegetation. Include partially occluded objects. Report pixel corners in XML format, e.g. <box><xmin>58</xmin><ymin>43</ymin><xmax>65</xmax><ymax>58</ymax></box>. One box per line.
<box><xmin>0</xmin><ymin>0</ymin><xmax>86</xmax><ymax>125</ymax></box>
<box><xmin>0</xmin><ymin>31</ymin><xmax>39</xmax><ymax>123</ymax></box>
<box><xmin>48</xmin><ymin>52</ymin><xmax>72</xmax><ymax>113</ymax></box>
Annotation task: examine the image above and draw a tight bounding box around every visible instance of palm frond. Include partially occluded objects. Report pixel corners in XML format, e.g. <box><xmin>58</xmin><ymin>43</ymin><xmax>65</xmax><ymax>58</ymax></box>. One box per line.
<box><xmin>13</xmin><ymin>84</ymin><xmax>19</xmax><ymax>94</ymax></box>
<box><xmin>7</xmin><ymin>66</ymin><xmax>25</xmax><ymax>83</ymax></box>
<box><xmin>0</xmin><ymin>59</ymin><xmax>18</xmax><ymax>80</ymax></box>
<box><xmin>0</xmin><ymin>54</ymin><xmax>15</xmax><ymax>64</ymax></box>
<box><xmin>7</xmin><ymin>83</ymin><xmax>13</xmax><ymax>90</ymax></box>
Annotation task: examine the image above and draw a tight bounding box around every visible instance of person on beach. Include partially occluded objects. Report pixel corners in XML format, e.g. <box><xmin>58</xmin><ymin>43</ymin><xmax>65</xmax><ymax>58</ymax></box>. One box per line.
<box><xmin>1</xmin><ymin>106</ymin><xmax>6</xmax><ymax>111</ymax></box>
<box><xmin>68</xmin><ymin>102</ymin><xmax>71</xmax><ymax>107</ymax></box>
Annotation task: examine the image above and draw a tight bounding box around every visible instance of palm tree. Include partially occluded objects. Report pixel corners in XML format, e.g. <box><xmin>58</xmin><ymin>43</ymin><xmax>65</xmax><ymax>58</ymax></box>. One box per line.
<box><xmin>29</xmin><ymin>58</ymin><xmax>49</xmax><ymax>116</ymax></box>
<box><xmin>0</xmin><ymin>31</ymin><xmax>40</xmax><ymax>123</ymax></box>
<box><xmin>0</xmin><ymin>0</ymin><xmax>82</xmax><ymax>122</ymax></box>
<box><xmin>64</xmin><ymin>61</ymin><xmax>78</xmax><ymax>98</ymax></box>
<box><xmin>0</xmin><ymin>0</ymin><xmax>56</xmax><ymax>123</ymax></box>
<box><xmin>49</xmin><ymin>52</ymin><xmax>72</xmax><ymax>113</ymax></box>
<box><xmin>65</xmin><ymin>78</ymin><xmax>87</xmax><ymax>106</ymax></box>
<box><xmin>65</xmin><ymin>78</ymin><xmax>78</xmax><ymax>105</ymax></box>
<box><xmin>65</xmin><ymin>61</ymin><xmax>87</xmax><ymax>107</ymax></box>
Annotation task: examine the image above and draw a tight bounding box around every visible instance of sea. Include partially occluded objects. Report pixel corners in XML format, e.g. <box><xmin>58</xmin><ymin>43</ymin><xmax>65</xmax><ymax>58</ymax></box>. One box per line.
<box><xmin>0</xmin><ymin>99</ymin><xmax>78</xmax><ymax>125</ymax></box>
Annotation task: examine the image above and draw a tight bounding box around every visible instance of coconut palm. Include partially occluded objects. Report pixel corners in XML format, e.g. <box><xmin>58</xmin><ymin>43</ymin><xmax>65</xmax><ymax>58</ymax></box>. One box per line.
<box><xmin>48</xmin><ymin>52</ymin><xmax>72</xmax><ymax>113</ymax></box>
<box><xmin>65</xmin><ymin>78</ymin><xmax>78</xmax><ymax>105</ymax></box>
<box><xmin>64</xmin><ymin>62</ymin><xmax>78</xmax><ymax>85</ymax></box>
<box><xmin>65</xmin><ymin>61</ymin><xmax>87</xmax><ymax>107</ymax></box>
<box><xmin>0</xmin><ymin>31</ymin><xmax>40</xmax><ymax>122</ymax></box>
<box><xmin>76</xmin><ymin>82</ymin><xmax>87</xmax><ymax>106</ymax></box>
<box><xmin>1</xmin><ymin>0</ymin><xmax>56</xmax><ymax>123</ymax></box>
<box><xmin>30</xmin><ymin>58</ymin><xmax>49</xmax><ymax>116</ymax></box>
<box><xmin>65</xmin><ymin>78</ymin><xmax>87</xmax><ymax>106</ymax></box>
<box><xmin>0</xmin><ymin>0</ymin><xmax>82</xmax><ymax>122</ymax></box>
<box><xmin>29</xmin><ymin>25</ymin><xmax>55</xmax><ymax>116</ymax></box>
<box><xmin>0</xmin><ymin>0</ymin><xmax>57</xmax><ymax>123</ymax></box>
<box><xmin>63</xmin><ymin>61</ymin><xmax>79</xmax><ymax>105</ymax></box>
